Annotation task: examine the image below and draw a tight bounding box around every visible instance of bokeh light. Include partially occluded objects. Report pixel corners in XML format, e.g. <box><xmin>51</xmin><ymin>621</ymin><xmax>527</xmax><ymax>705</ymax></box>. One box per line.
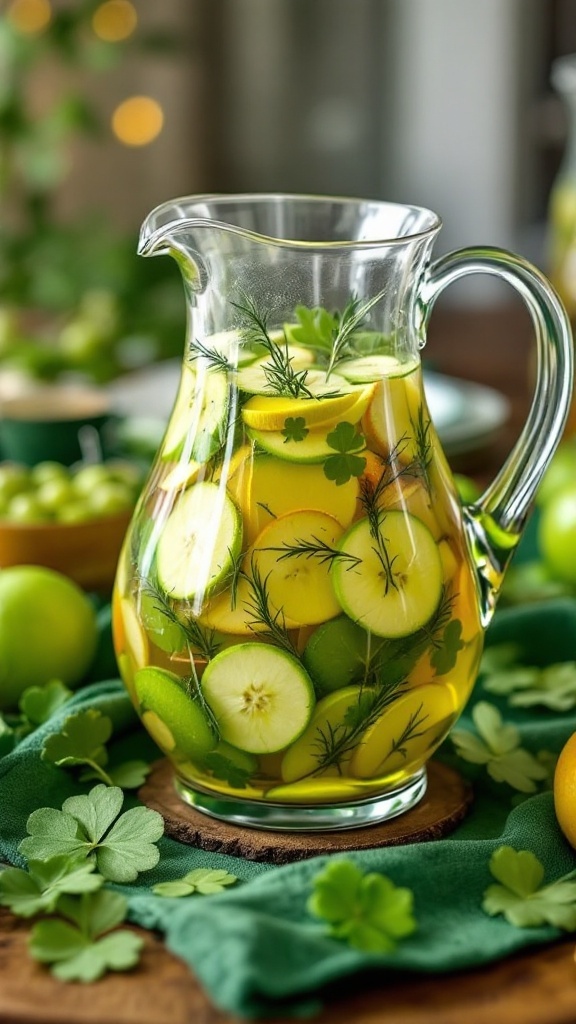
<box><xmin>6</xmin><ymin>0</ymin><xmax>52</xmax><ymax>34</ymax></box>
<box><xmin>92</xmin><ymin>0</ymin><xmax>137</xmax><ymax>43</ymax></box>
<box><xmin>111</xmin><ymin>96</ymin><xmax>164</xmax><ymax>147</ymax></box>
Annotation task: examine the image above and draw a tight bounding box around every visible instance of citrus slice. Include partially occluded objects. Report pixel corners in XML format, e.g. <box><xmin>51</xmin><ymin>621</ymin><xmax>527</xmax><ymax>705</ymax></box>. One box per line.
<box><xmin>281</xmin><ymin>685</ymin><xmax>368</xmax><ymax>782</ymax></box>
<box><xmin>337</xmin><ymin>355</ymin><xmax>417</xmax><ymax>383</ymax></box>
<box><xmin>303</xmin><ymin>617</ymin><xmax>378</xmax><ymax>695</ymax></box>
<box><xmin>554</xmin><ymin>731</ymin><xmax>576</xmax><ymax>849</ymax></box>
<box><xmin>350</xmin><ymin>683</ymin><xmax>457</xmax><ymax>778</ymax></box>
<box><xmin>227</xmin><ymin>454</ymin><xmax>359</xmax><ymax>544</ymax></box>
<box><xmin>252</xmin><ymin>510</ymin><xmax>343</xmax><ymax>625</ymax></box>
<box><xmin>135</xmin><ymin>666</ymin><xmax>216</xmax><ymax>760</ymax></box>
<box><xmin>156</xmin><ymin>481</ymin><xmax>242</xmax><ymax>601</ymax></box>
<box><xmin>162</xmin><ymin>365</ymin><xmax>228</xmax><ymax>462</ymax></box>
<box><xmin>333</xmin><ymin>511</ymin><xmax>442</xmax><ymax>638</ymax></box>
<box><xmin>201</xmin><ymin>642</ymin><xmax>315</xmax><ymax>753</ymax></box>
<box><xmin>241</xmin><ymin>374</ymin><xmax>361</xmax><ymax>431</ymax></box>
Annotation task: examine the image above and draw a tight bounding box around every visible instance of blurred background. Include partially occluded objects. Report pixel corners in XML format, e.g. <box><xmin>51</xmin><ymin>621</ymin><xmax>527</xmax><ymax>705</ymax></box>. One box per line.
<box><xmin>0</xmin><ymin>0</ymin><xmax>575</xmax><ymax>381</ymax></box>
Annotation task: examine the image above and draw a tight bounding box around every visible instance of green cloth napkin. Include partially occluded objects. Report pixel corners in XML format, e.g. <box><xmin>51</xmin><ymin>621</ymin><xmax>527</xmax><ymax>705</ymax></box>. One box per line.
<box><xmin>2</xmin><ymin>599</ymin><xmax>576</xmax><ymax>1019</ymax></box>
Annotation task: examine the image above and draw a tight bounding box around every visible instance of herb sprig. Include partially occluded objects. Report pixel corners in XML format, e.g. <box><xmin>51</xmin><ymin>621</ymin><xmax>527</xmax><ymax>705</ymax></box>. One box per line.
<box><xmin>232</xmin><ymin>294</ymin><xmax>317</xmax><ymax>399</ymax></box>
<box><xmin>241</xmin><ymin>557</ymin><xmax>298</xmax><ymax>656</ymax></box>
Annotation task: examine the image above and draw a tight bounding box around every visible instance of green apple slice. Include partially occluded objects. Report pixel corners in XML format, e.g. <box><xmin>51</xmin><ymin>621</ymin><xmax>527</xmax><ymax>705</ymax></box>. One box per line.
<box><xmin>281</xmin><ymin>684</ymin><xmax>370</xmax><ymax>782</ymax></box>
<box><xmin>247</xmin><ymin>424</ymin><xmax>333</xmax><ymax>463</ymax></box>
<box><xmin>135</xmin><ymin>666</ymin><xmax>216</xmax><ymax>760</ymax></box>
<box><xmin>201</xmin><ymin>642</ymin><xmax>315</xmax><ymax>753</ymax></box>
<box><xmin>156</xmin><ymin>481</ymin><xmax>242</xmax><ymax>601</ymax></box>
<box><xmin>350</xmin><ymin>683</ymin><xmax>457</xmax><ymax>778</ymax></box>
<box><xmin>333</xmin><ymin>511</ymin><xmax>442</xmax><ymax>638</ymax></box>
<box><xmin>336</xmin><ymin>355</ymin><xmax>414</xmax><ymax>383</ymax></box>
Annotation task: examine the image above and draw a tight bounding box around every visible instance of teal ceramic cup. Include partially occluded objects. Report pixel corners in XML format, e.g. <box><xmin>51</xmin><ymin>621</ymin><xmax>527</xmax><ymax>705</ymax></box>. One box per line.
<box><xmin>0</xmin><ymin>387</ymin><xmax>117</xmax><ymax>466</ymax></box>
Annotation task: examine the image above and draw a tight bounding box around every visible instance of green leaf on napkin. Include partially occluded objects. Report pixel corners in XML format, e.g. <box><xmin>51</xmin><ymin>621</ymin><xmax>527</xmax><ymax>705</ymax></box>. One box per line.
<box><xmin>0</xmin><ymin>856</ymin><xmax>103</xmax><ymax>918</ymax></box>
<box><xmin>29</xmin><ymin>890</ymin><xmax>143</xmax><ymax>982</ymax></box>
<box><xmin>19</xmin><ymin>784</ymin><xmax>164</xmax><ymax>883</ymax></box>
<box><xmin>484</xmin><ymin>660</ymin><xmax>576</xmax><ymax>712</ymax></box>
<box><xmin>19</xmin><ymin>680</ymin><xmax>73</xmax><ymax>726</ymax></box>
<box><xmin>307</xmin><ymin>858</ymin><xmax>416</xmax><ymax>953</ymax></box>
<box><xmin>483</xmin><ymin>846</ymin><xmax>576</xmax><ymax>929</ymax></box>
<box><xmin>451</xmin><ymin>702</ymin><xmax>549</xmax><ymax>793</ymax></box>
<box><xmin>42</xmin><ymin>709</ymin><xmax>150</xmax><ymax>789</ymax></box>
<box><xmin>153</xmin><ymin>868</ymin><xmax>238</xmax><ymax>898</ymax></box>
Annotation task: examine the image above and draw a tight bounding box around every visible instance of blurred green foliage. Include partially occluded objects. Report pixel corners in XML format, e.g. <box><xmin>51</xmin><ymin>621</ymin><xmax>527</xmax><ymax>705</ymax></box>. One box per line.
<box><xmin>0</xmin><ymin>1</ymin><xmax>185</xmax><ymax>382</ymax></box>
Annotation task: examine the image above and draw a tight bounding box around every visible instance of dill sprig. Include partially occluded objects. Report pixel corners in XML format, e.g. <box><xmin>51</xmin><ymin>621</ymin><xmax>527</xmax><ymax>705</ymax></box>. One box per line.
<box><xmin>232</xmin><ymin>294</ymin><xmax>317</xmax><ymax>399</ymax></box>
<box><xmin>241</xmin><ymin>556</ymin><xmax>298</xmax><ymax>655</ymax></box>
<box><xmin>137</xmin><ymin>577</ymin><xmax>221</xmax><ymax>662</ymax></box>
<box><xmin>325</xmin><ymin>289</ymin><xmax>386</xmax><ymax>378</ymax></box>
<box><xmin>263</xmin><ymin>535</ymin><xmax>362</xmax><ymax>570</ymax></box>
<box><xmin>188</xmin><ymin>337</ymin><xmax>234</xmax><ymax>372</ymax></box>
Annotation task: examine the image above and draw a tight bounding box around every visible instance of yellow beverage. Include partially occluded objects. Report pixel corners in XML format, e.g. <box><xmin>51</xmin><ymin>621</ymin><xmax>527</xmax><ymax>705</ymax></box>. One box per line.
<box><xmin>112</xmin><ymin>333</ymin><xmax>483</xmax><ymax>809</ymax></box>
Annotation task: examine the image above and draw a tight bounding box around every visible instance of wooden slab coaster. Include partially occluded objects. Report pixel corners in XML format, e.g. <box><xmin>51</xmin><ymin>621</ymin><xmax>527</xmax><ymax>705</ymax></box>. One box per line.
<box><xmin>138</xmin><ymin>759</ymin><xmax>473</xmax><ymax>864</ymax></box>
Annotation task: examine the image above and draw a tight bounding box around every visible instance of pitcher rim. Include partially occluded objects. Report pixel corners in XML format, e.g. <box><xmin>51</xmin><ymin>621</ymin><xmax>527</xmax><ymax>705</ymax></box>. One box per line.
<box><xmin>139</xmin><ymin>192</ymin><xmax>443</xmax><ymax>253</ymax></box>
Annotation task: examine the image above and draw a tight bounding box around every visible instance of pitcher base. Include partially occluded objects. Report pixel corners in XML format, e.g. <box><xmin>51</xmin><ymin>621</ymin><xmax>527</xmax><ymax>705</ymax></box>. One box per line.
<box><xmin>174</xmin><ymin>768</ymin><xmax>428</xmax><ymax>832</ymax></box>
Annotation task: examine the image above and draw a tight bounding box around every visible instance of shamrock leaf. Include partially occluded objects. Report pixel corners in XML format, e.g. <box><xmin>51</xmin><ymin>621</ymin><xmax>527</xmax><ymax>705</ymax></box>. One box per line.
<box><xmin>323</xmin><ymin>421</ymin><xmax>366</xmax><ymax>486</ymax></box>
<box><xmin>431</xmin><ymin>619</ymin><xmax>464</xmax><ymax>676</ymax></box>
<box><xmin>80</xmin><ymin>760</ymin><xmax>151</xmax><ymax>790</ymax></box>
<box><xmin>482</xmin><ymin>846</ymin><xmax>576</xmax><ymax>930</ymax></box>
<box><xmin>201</xmin><ymin>752</ymin><xmax>252</xmax><ymax>789</ymax></box>
<box><xmin>485</xmin><ymin>662</ymin><xmax>576</xmax><ymax>712</ymax></box>
<box><xmin>281</xmin><ymin>416</ymin><xmax>309</xmax><ymax>443</ymax></box>
<box><xmin>153</xmin><ymin>868</ymin><xmax>238</xmax><ymax>898</ymax></box>
<box><xmin>307</xmin><ymin>858</ymin><xmax>416</xmax><ymax>953</ymax></box>
<box><xmin>0</xmin><ymin>856</ymin><xmax>103</xmax><ymax>918</ymax></box>
<box><xmin>19</xmin><ymin>785</ymin><xmax>164</xmax><ymax>883</ymax></box>
<box><xmin>19</xmin><ymin>680</ymin><xmax>72</xmax><ymax>726</ymax></box>
<box><xmin>29</xmin><ymin>891</ymin><xmax>143</xmax><ymax>982</ymax></box>
<box><xmin>451</xmin><ymin>702</ymin><xmax>549</xmax><ymax>792</ymax></box>
<box><xmin>42</xmin><ymin>709</ymin><xmax>112</xmax><ymax>776</ymax></box>
<box><xmin>479</xmin><ymin>643</ymin><xmax>523</xmax><ymax>676</ymax></box>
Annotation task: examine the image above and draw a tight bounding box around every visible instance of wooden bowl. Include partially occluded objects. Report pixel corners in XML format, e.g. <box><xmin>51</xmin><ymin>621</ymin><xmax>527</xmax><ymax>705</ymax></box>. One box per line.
<box><xmin>0</xmin><ymin>511</ymin><xmax>132</xmax><ymax>592</ymax></box>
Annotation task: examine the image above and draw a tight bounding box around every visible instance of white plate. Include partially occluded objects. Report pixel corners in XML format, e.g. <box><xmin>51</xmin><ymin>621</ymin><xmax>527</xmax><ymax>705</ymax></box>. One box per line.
<box><xmin>424</xmin><ymin>371</ymin><xmax>510</xmax><ymax>456</ymax></box>
<box><xmin>108</xmin><ymin>361</ymin><xmax>510</xmax><ymax>460</ymax></box>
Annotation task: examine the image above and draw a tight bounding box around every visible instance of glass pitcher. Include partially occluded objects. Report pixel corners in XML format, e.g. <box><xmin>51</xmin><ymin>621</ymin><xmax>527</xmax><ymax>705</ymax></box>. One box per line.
<box><xmin>112</xmin><ymin>194</ymin><xmax>572</xmax><ymax>831</ymax></box>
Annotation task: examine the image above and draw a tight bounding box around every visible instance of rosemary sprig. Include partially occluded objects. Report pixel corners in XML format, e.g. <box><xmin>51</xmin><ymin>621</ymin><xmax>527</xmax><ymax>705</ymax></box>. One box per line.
<box><xmin>137</xmin><ymin>577</ymin><xmax>221</xmax><ymax>662</ymax></box>
<box><xmin>408</xmin><ymin>404</ymin><xmax>433</xmax><ymax>493</ymax></box>
<box><xmin>241</xmin><ymin>556</ymin><xmax>298</xmax><ymax>656</ymax></box>
<box><xmin>379</xmin><ymin>703</ymin><xmax>429</xmax><ymax>767</ymax></box>
<box><xmin>182</xmin><ymin>672</ymin><xmax>221</xmax><ymax>739</ymax></box>
<box><xmin>262</xmin><ymin>535</ymin><xmax>362</xmax><ymax>570</ymax></box>
<box><xmin>232</xmin><ymin>294</ymin><xmax>317</xmax><ymax>399</ymax></box>
<box><xmin>311</xmin><ymin>677</ymin><xmax>408</xmax><ymax>774</ymax></box>
<box><xmin>325</xmin><ymin>290</ymin><xmax>386</xmax><ymax>378</ymax></box>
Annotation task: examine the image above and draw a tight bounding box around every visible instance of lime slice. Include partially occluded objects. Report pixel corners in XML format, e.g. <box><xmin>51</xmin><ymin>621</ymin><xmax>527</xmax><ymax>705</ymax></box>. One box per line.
<box><xmin>201</xmin><ymin>642</ymin><xmax>315</xmax><ymax>753</ymax></box>
<box><xmin>135</xmin><ymin>666</ymin><xmax>216</xmax><ymax>760</ymax></box>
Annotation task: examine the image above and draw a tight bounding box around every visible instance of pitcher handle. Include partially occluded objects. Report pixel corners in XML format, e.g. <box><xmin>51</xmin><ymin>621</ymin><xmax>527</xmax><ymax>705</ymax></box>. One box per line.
<box><xmin>423</xmin><ymin>246</ymin><xmax>573</xmax><ymax>624</ymax></box>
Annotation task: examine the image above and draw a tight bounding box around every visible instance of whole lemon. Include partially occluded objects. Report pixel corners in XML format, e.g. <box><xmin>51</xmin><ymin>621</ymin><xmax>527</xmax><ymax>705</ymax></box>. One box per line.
<box><xmin>553</xmin><ymin>731</ymin><xmax>576</xmax><ymax>848</ymax></box>
<box><xmin>0</xmin><ymin>565</ymin><xmax>97</xmax><ymax>710</ymax></box>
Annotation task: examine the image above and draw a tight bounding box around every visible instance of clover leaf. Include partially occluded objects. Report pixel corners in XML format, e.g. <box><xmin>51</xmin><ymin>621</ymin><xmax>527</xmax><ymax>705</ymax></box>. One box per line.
<box><xmin>19</xmin><ymin>785</ymin><xmax>164</xmax><ymax>883</ymax></box>
<box><xmin>29</xmin><ymin>890</ymin><xmax>143</xmax><ymax>982</ymax></box>
<box><xmin>323</xmin><ymin>421</ymin><xmax>366</xmax><ymax>486</ymax></box>
<box><xmin>307</xmin><ymin>858</ymin><xmax>416</xmax><ymax>953</ymax></box>
<box><xmin>0</xmin><ymin>856</ymin><xmax>103</xmax><ymax>918</ymax></box>
<box><xmin>431</xmin><ymin>619</ymin><xmax>464</xmax><ymax>676</ymax></box>
<box><xmin>153</xmin><ymin>868</ymin><xmax>238</xmax><ymax>898</ymax></box>
<box><xmin>484</xmin><ymin>661</ymin><xmax>576</xmax><ymax>712</ymax></box>
<box><xmin>483</xmin><ymin>846</ymin><xmax>576</xmax><ymax>929</ymax></box>
<box><xmin>201</xmin><ymin>752</ymin><xmax>252</xmax><ymax>789</ymax></box>
<box><xmin>42</xmin><ymin>709</ymin><xmax>112</xmax><ymax>774</ymax></box>
<box><xmin>451</xmin><ymin>702</ymin><xmax>549</xmax><ymax>792</ymax></box>
<box><xmin>19</xmin><ymin>680</ymin><xmax>72</xmax><ymax>726</ymax></box>
<box><xmin>281</xmin><ymin>416</ymin><xmax>309</xmax><ymax>443</ymax></box>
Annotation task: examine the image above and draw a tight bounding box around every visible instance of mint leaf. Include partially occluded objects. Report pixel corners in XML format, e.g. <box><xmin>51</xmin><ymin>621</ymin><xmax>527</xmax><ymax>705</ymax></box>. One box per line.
<box><xmin>451</xmin><ymin>702</ymin><xmax>549</xmax><ymax>793</ymax></box>
<box><xmin>19</xmin><ymin>680</ymin><xmax>72</xmax><ymax>726</ymax></box>
<box><xmin>19</xmin><ymin>785</ymin><xmax>164</xmax><ymax>883</ymax></box>
<box><xmin>289</xmin><ymin>305</ymin><xmax>336</xmax><ymax>351</ymax></box>
<box><xmin>308</xmin><ymin>858</ymin><xmax>416</xmax><ymax>953</ymax></box>
<box><xmin>281</xmin><ymin>416</ymin><xmax>309</xmax><ymax>443</ymax></box>
<box><xmin>482</xmin><ymin>846</ymin><xmax>576</xmax><ymax>930</ymax></box>
<box><xmin>201</xmin><ymin>752</ymin><xmax>252</xmax><ymax>789</ymax></box>
<box><xmin>153</xmin><ymin>868</ymin><xmax>238</xmax><ymax>898</ymax></box>
<box><xmin>29</xmin><ymin>891</ymin><xmax>143</xmax><ymax>982</ymax></box>
<box><xmin>431</xmin><ymin>619</ymin><xmax>464</xmax><ymax>676</ymax></box>
<box><xmin>0</xmin><ymin>857</ymin><xmax>103</xmax><ymax>918</ymax></box>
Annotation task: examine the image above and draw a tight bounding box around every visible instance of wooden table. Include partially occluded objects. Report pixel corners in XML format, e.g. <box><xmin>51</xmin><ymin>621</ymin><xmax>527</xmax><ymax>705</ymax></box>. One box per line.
<box><xmin>2</xmin><ymin>305</ymin><xmax>574</xmax><ymax>1024</ymax></box>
